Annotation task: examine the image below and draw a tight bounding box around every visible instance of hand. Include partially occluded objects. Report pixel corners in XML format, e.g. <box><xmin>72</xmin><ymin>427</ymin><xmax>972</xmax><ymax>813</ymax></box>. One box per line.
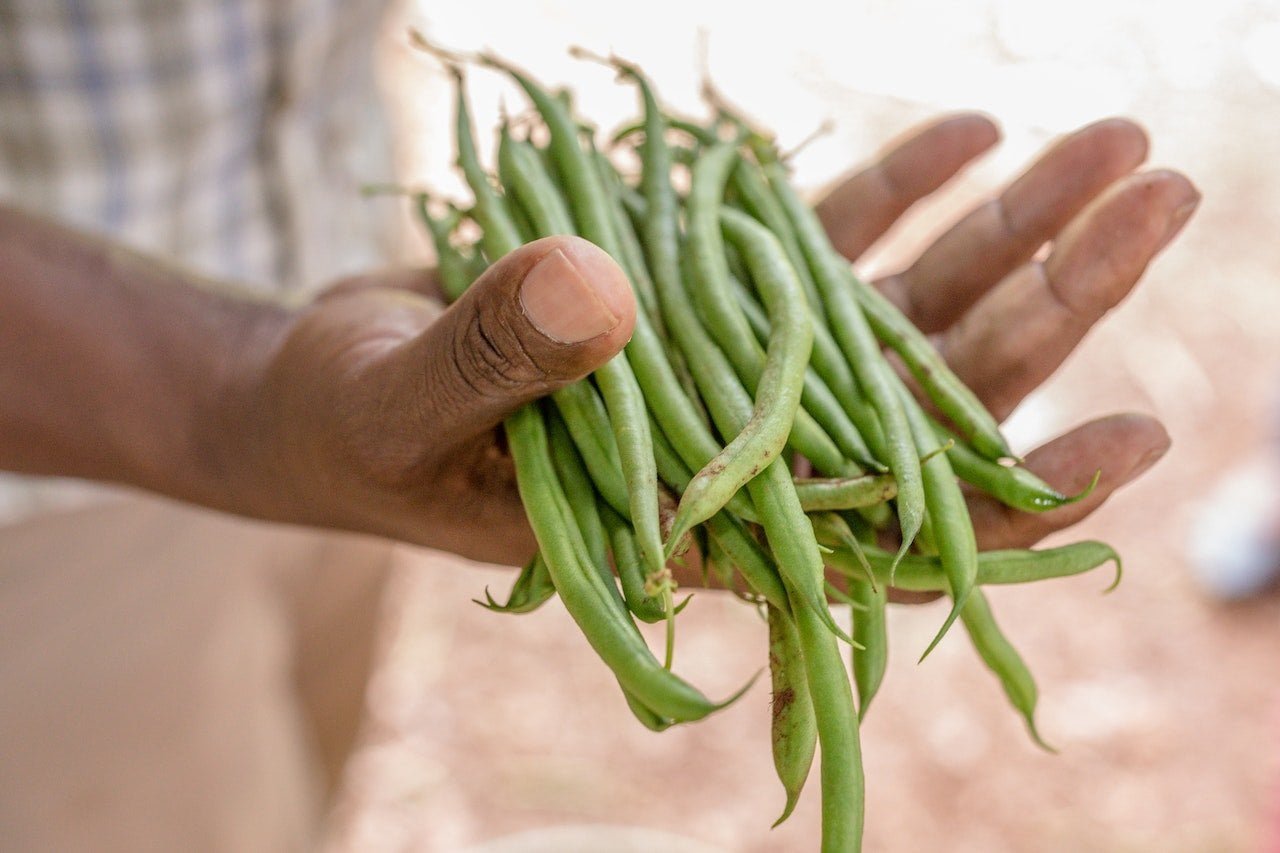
<box><xmin>232</xmin><ymin>237</ymin><xmax>635</xmax><ymax>565</ymax></box>
<box><xmin>815</xmin><ymin>115</ymin><xmax>1198</xmax><ymax>551</ymax></box>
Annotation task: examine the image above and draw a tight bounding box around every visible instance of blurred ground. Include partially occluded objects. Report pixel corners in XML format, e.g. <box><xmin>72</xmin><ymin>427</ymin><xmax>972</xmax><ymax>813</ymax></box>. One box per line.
<box><xmin>325</xmin><ymin>3</ymin><xmax>1280</xmax><ymax>850</ymax></box>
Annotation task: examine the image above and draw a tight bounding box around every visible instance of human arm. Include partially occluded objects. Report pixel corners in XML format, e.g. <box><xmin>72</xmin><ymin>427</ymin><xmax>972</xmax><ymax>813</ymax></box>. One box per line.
<box><xmin>0</xmin><ymin>203</ymin><xmax>633</xmax><ymax>565</ymax></box>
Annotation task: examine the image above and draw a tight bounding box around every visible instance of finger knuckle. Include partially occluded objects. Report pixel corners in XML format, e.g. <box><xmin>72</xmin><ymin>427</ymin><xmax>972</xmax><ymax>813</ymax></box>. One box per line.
<box><xmin>453</xmin><ymin>309</ymin><xmax>549</xmax><ymax>396</ymax></box>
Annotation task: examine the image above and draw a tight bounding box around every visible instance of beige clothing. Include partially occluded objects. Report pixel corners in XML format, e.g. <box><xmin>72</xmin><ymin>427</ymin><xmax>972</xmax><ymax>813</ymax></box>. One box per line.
<box><xmin>0</xmin><ymin>495</ymin><xmax>394</xmax><ymax>851</ymax></box>
<box><xmin>0</xmin><ymin>0</ymin><xmax>399</xmax><ymax>848</ymax></box>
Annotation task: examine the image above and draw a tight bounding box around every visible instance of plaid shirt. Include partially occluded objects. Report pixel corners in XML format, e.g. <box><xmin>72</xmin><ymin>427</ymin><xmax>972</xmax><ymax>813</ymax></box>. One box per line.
<box><xmin>0</xmin><ymin>0</ymin><xmax>396</xmax><ymax>520</ymax></box>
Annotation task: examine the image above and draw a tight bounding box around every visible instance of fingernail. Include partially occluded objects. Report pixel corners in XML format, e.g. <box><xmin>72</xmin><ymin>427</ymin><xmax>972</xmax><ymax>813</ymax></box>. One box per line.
<box><xmin>520</xmin><ymin>248</ymin><xmax>620</xmax><ymax>343</ymax></box>
<box><xmin>1158</xmin><ymin>191</ymin><xmax>1200</xmax><ymax>251</ymax></box>
<box><xmin>1128</xmin><ymin>440</ymin><xmax>1171</xmax><ymax>480</ymax></box>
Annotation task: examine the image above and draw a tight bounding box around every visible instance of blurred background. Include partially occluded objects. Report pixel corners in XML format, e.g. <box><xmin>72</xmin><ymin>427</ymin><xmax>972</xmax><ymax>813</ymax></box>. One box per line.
<box><xmin>327</xmin><ymin>1</ymin><xmax>1280</xmax><ymax>849</ymax></box>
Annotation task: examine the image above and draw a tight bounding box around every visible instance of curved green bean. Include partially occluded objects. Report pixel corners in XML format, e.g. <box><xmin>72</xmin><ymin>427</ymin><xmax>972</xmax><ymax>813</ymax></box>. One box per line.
<box><xmin>761</xmin><ymin>154</ymin><xmax>925</xmax><ymax>572</ymax></box>
<box><xmin>475</xmin><ymin>551</ymin><xmax>557</xmax><ymax>614</ymax></box>
<box><xmin>670</xmin><ymin>182</ymin><xmax>815</xmax><ymax>545</ymax></box>
<box><xmin>822</xmin><ymin>540</ymin><xmax>1123</xmax><ymax>593</ymax></box>
<box><xmin>934</xmin><ymin>418</ymin><xmax>1100</xmax><ymax>512</ymax></box>
<box><xmin>506</xmin><ymin>403</ymin><xmax>738</xmax><ymax>723</ymax></box>
<box><xmin>768</xmin><ymin>604</ymin><xmax>817</xmax><ymax>827</ymax></box>
<box><xmin>961</xmin><ymin>589</ymin><xmax>1055</xmax><ymax>752</ymax></box>
<box><xmin>849</xmin><ymin>579</ymin><xmax>888</xmax><ymax>720</ymax></box>
<box><xmin>898</xmin><ymin>383</ymin><xmax>977</xmax><ymax>662</ymax></box>
<box><xmin>793</xmin><ymin>474</ymin><xmax>898</xmax><ymax>512</ymax></box>
<box><xmin>601</xmin><ymin>502</ymin><xmax>668</xmax><ymax>624</ymax></box>
<box><xmin>728</xmin><ymin>270</ymin><xmax>881</xmax><ymax>471</ymax></box>
<box><xmin>857</xmin><ymin>277</ymin><xmax>1012</xmax><ymax>461</ymax></box>
<box><xmin>546</xmin><ymin>411</ymin><xmax>621</xmax><ymax>605</ymax></box>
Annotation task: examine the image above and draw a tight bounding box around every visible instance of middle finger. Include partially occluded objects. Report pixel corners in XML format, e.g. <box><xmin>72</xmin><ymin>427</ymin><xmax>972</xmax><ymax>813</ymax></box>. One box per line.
<box><xmin>877</xmin><ymin>118</ymin><xmax>1150</xmax><ymax>334</ymax></box>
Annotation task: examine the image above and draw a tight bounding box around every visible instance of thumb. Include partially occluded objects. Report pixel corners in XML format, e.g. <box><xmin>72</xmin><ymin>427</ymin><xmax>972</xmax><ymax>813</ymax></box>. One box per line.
<box><xmin>393</xmin><ymin>235</ymin><xmax>636</xmax><ymax>448</ymax></box>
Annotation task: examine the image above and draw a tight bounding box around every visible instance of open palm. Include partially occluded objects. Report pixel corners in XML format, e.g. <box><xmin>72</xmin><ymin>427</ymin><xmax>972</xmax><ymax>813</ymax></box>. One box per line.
<box><xmin>817</xmin><ymin>114</ymin><xmax>1194</xmax><ymax>552</ymax></box>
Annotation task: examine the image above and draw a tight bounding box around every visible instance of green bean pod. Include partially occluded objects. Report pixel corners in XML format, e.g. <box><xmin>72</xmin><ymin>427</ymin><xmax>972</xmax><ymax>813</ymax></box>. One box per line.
<box><xmin>728</xmin><ymin>271</ymin><xmax>881</xmax><ymax>471</ymax></box>
<box><xmin>606</xmin><ymin>85</ymin><xmax>844</xmax><ymax>642</ymax></box>
<box><xmin>648</xmin><ymin>414</ymin><xmax>789</xmax><ymax>613</ymax></box>
<box><xmin>768</xmin><ymin>604</ymin><xmax>817</xmax><ymax>827</ymax></box>
<box><xmin>761</xmin><ymin>155</ymin><xmax>925</xmax><ymax>571</ymax></box>
<box><xmin>935</xmin><ymin>419</ymin><xmax>1100</xmax><ymax>512</ymax></box>
<box><xmin>856</xmin><ymin>279</ymin><xmax>1012</xmax><ymax>461</ymax></box>
<box><xmin>414</xmin><ymin>198</ymin><xmax>471</xmax><ymax>303</ymax></box>
<box><xmin>898</xmin><ymin>384</ymin><xmax>978</xmax><ymax>662</ymax></box>
<box><xmin>506</xmin><ymin>403</ymin><xmax>740</xmax><ymax>723</ymax></box>
<box><xmin>623</xmin><ymin>686</ymin><xmax>674</xmax><ymax>732</ymax></box>
<box><xmin>793</xmin><ymin>474</ymin><xmax>898</xmax><ymax>512</ymax></box>
<box><xmin>602</xmin><ymin>503</ymin><xmax>668</xmax><ymax>623</ymax></box>
<box><xmin>444</xmin><ymin>63</ymin><xmax>524</xmax><ymax>260</ymax></box>
<box><xmin>822</xmin><ymin>540</ymin><xmax>1123</xmax><ymax>593</ymax></box>
<box><xmin>849</xmin><ymin>579</ymin><xmax>888</xmax><ymax>720</ymax></box>
<box><xmin>669</xmin><ymin>192</ymin><xmax>815</xmax><ymax>547</ymax></box>
<box><xmin>475</xmin><ymin>551</ymin><xmax>557</xmax><ymax>614</ymax></box>
<box><xmin>792</xmin><ymin>601</ymin><xmax>865</xmax><ymax>852</ymax></box>
<box><xmin>961</xmin><ymin>589</ymin><xmax>1055</xmax><ymax>752</ymax></box>
<box><xmin>498</xmin><ymin>127</ymin><xmax>576</xmax><ymax>239</ymax></box>
<box><xmin>547</xmin><ymin>412</ymin><xmax>622</xmax><ymax>605</ymax></box>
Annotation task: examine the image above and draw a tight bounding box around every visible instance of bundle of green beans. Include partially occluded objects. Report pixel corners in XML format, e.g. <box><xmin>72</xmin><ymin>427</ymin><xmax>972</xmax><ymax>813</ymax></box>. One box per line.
<box><xmin>410</xmin><ymin>40</ymin><xmax>1117</xmax><ymax>853</ymax></box>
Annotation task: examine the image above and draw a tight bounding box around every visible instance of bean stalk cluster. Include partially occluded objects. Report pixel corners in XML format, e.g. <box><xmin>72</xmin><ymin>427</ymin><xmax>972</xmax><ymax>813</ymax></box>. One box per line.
<box><xmin>410</xmin><ymin>41</ymin><xmax>1118</xmax><ymax>853</ymax></box>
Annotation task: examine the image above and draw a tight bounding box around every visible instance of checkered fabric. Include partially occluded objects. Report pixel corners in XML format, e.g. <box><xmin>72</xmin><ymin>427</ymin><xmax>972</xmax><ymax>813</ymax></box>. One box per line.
<box><xmin>0</xmin><ymin>0</ymin><xmax>394</xmax><ymax>290</ymax></box>
<box><xmin>0</xmin><ymin>0</ymin><xmax>397</xmax><ymax>520</ymax></box>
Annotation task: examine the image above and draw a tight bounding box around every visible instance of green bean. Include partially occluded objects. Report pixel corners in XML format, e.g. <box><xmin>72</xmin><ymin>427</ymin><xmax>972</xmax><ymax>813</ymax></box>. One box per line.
<box><xmin>601</xmin><ymin>79</ymin><xmax>846</xmax><ymax>643</ymax></box>
<box><xmin>414</xmin><ymin>197</ymin><xmax>470</xmax><ymax>303</ymax></box>
<box><xmin>602</xmin><ymin>502</ymin><xmax>668</xmax><ymax>624</ymax></box>
<box><xmin>767</xmin><ymin>604</ymin><xmax>817</xmax><ymax>828</ymax></box>
<box><xmin>761</xmin><ymin>153</ymin><xmax>925</xmax><ymax>571</ymax></box>
<box><xmin>934</xmin><ymin>418</ymin><xmax>1100</xmax><ymax>512</ymax></box>
<box><xmin>546</xmin><ymin>411</ymin><xmax>621</xmax><ymax>605</ymax></box>
<box><xmin>856</xmin><ymin>278</ymin><xmax>1012</xmax><ymax>461</ymax></box>
<box><xmin>792</xmin><ymin>601</ymin><xmax>864</xmax><ymax>851</ymax></box>
<box><xmin>849</xmin><ymin>579</ymin><xmax>888</xmax><ymax>720</ymax></box>
<box><xmin>822</xmin><ymin>540</ymin><xmax>1123</xmax><ymax>593</ymax></box>
<box><xmin>506</xmin><ymin>403</ymin><xmax>739</xmax><ymax>722</ymax></box>
<box><xmin>961</xmin><ymin>589</ymin><xmax>1055</xmax><ymax>752</ymax></box>
<box><xmin>898</xmin><ymin>383</ymin><xmax>977</xmax><ymax>662</ymax></box>
<box><xmin>623</xmin><ymin>686</ymin><xmax>674</xmax><ymax>732</ymax></box>
<box><xmin>727</xmin><ymin>156</ymin><xmax>824</xmax><ymax>312</ymax></box>
<box><xmin>498</xmin><ymin>126</ymin><xmax>576</xmax><ymax>239</ymax></box>
<box><xmin>713</xmin><ymin>269</ymin><xmax>898</xmax><ymax>548</ymax></box>
<box><xmin>442</xmin><ymin>63</ymin><xmax>524</xmax><ymax>260</ymax></box>
<box><xmin>728</xmin><ymin>271</ymin><xmax>881</xmax><ymax>471</ymax></box>
<box><xmin>648</xmin><ymin>414</ymin><xmax>790</xmax><ymax>613</ymax></box>
<box><xmin>552</xmin><ymin>382</ymin><xmax>635</xmax><ymax>515</ymax></box>
<box><xmin>672</xmin><ymin>183</ymin><xmax>816</xmax><ymax>542</ymax></box>
<box><xmin>475</xmin><ymin>551</ymin><xmax>557</xmax><ymax>614</ymax></box>
<box><xmin>793</xmin><ymin>474</ymin><xmax>898</xmax><ymax>512</ymax></box>
<box><xmin>684</xmin><ymin>144</ymin><xmax>858</xmax><ymax>479</ymax></box>
<box><xmin>595</xmin><ymin>152</ymin><xmax>713</xmax><ymax>425</ymax></box>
